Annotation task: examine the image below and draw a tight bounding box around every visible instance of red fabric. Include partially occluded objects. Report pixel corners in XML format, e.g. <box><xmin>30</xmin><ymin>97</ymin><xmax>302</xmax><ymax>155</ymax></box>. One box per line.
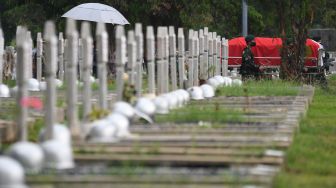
<box><xmin>228</xmin><ymin>37</ymin><xmax>319</xmax><ymax>67</ymax></box>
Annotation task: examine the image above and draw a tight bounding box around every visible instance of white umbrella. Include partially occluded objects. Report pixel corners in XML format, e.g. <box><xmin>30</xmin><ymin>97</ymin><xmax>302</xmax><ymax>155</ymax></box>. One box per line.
<box><xmin>62</xmin><ymin>3</ymin><xmax>130</xmax><ymax>25</ymax></box>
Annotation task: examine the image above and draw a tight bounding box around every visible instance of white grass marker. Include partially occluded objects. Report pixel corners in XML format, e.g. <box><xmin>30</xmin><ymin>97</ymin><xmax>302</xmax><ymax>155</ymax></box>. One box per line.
<box><xmin>169</xmin><ymin>26</ymin><xmax>177</xmax><ymax>90</ymax></box>
<box><xmin>135</xmin><ymin>23</ymin><xmax>143</xmax><ymax>97</ymax></box>
<box><xmin>58</xmin><ymin>32</ymin><xmax>64</xmax><ymax>81</ymax></box>
<box><xmin>177</xmin><ymin>28</ymin><xmax>185</xmax><ymax>88</ymax></box>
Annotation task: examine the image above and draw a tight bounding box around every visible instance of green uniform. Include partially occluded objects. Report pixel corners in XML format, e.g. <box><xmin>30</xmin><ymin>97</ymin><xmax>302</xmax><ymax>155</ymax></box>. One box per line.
<box><xmin>240</xmin><ymin>46</ymin><xmax>260</xmax><ymax>80</ymax></box>
<box><xmin>122</xmin><ymin>82</ymin><xmax>136</xmax><ymax>103</ymax></box>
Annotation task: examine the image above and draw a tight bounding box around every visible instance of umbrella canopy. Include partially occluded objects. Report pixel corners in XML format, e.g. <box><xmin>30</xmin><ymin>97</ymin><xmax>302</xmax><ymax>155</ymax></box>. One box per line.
<box><xmin>62</xmin><ymin>3</ymin><xmax>129</xmax><ymax>25</ymax></box>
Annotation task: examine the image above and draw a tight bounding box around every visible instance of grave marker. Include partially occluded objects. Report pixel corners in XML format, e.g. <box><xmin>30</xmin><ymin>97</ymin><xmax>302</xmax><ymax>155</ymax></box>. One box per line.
<box><xmin>216</xmin><ymin>36</ymin><xmax>221</xmax><ymax>75</ymax></box>
<box><xmin>169</xmin><ymin>26</ymin><xmax>177</xmax><ymax>90</ymax></box>
<box><xmin>44</xmin><ymin>21</ymin><xmax>57</xmax><ymax>140</ymax></box>
<box><xmin>146</xmin><ymin>26</ymin><xmax>155</xmax><ymax>94</ymax></box>
<box><xmin>187</xmin><ymin>29</ymin><xmax>194</xmax><ymax>88</ymax></box>
<box><xmin>204</xmin><ymin>27</ymin><xmax>209</xmax><ymax>79</ymax></box>
<box><xmin>199</xmin><ymin>29</ymin><xmax>205</xmax><ymax>81</ymax></box>
<box><xmin>135</xmin><ymin>23</ymin><xmax>143</xmax><ymax>97</ymax></box>
<box><xmin>65</xmin><ymin>19</ymin><xmax>80</xmax><ymax>138</ymax></box>
<box><xmin>115</xmin><ymin>26</ymin><xmax>126</xmax><ymax>101</ymax></box>
<box><xmin>0</xmin><ymin>28</ymin><xmax>3</xmax><ymax>84</ymax></box>
<box><xmin>96</xmin><ymin>22</ymin><xmax>108</xmax><ymax>109</ymax></box>
<box><xmin>177</xmin><ymin>28</ymin><xmax>185</xmax><ymax>88</ymax></box>
<box><xmin>36</xmin><ymin>33</ymin><xmax>43</xmax><ymax>81</ymax></box>
<box><xmin>156</xmin><ymin>27</ymin><xmax>164</xmax><ymax>94</ymax></box>
<box><xmin>81</xmin><ymin>22</ymin><xmax>93</xmax><ymax>122</ymax></box>
<box><xmin>127</xmin><ymin>30</ymin><xmax>136</xmax><ymax>86</ymax></box>
<box><xmin>221</xmin><ymin>38</ymin><xmax>229</xmax><ymax>76</ymax></box>
<box><xmin>193</xmin><ymin>31</ymin><xmax>199</xmax><ymax>86</ymax></box>
<box><xmin>16</xmin><ymin>26</ymin><xmax>29</xmax><ymax>141</ymax></box>
<box><xmin>58</xmin><ymin>33</ymin><xmax>64</xmax><ymax>81</ymax></box>
<box><xmin>208</xmin><ymin>32</ymin><xmax>213</xmax><ymax>77</ymax></box>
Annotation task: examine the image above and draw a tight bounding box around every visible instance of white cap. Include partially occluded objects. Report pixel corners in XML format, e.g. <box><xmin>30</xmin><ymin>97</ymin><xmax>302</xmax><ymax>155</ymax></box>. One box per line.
<box><xmin>7</xmin><ymin>142</ymin><xmax>44</xmax><ymax>173</ymax></box>
<box><xmin>135</xmin><ymin>98</ymin><xmax>156</xmax><ymax>116</ymax></box>
<box><xmin>0</xmin><ymin>84</ymin><xmax>10</xmax><ymax>97</ymax></box>
<box><xmin>41</xmin><ymin>140</ymin><xmax>74</xmax><ymax>170</ymax></box>
<box><xmin>27</xmin><ymin>78</ymin><xmax>40</xmax><ymax>91</ymax></box>
<box><xmin>222</xmin><ymin>76</ymin><xmax>232</xmax><ymax>86</ymax></box>
<box><xmin>153</xmin><ymin>97</ymin><xmax>169</xmax><ymax>114</ymax></box>
<box><xmin>0</xmin><ymin>156</ymin><xmax>27</xmax><ymax>188</ymax></box>
<box><xmin>207</xmin><ymin>77</ymin><xmax>221</xmax><ymax>89</ymax></box>
<box><xmin>87</xmin><ymin>119</ymin><xmax>118</xmax><ymax>142</ymax></box>
<box><xmin>112</xmin><ymin>101</ymin><xmax>135</xmax><ymax>119</ymax></box>
<box><xmin>106</xmin><ymin>113</ymin><xmax>131</xmax><ymax>138</ymax></box>
<box><xmin>39</xmin><ymin>124</ymin><xmax>71</xmax><ymax>145</ymax></box>
<box><xmin>187</xmin><ymin>86</ymin><xmax>204</xmax><ymax>100</ymax></box>
<box><xmin>214</xmin><ymin>75</ymin><xmax>225</xmax><ymax>85</ymax></box>
<box><xmin>200</xmin><ymin>84</ymin><xmax>215</xmax><ymax>98</ymax></box>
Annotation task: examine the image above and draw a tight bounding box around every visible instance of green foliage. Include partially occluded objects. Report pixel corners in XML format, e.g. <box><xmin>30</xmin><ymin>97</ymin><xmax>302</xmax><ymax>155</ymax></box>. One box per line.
<box><xmin>28</xmin><ymin>118</ymin><xmax>44</xmax><ymax>142</ymax></box>
<box><xmin>216</xmin><ymin>80</ymin><xmax>300</xmax><ymax>97</ymax></box>
<box><xmin>156</xmin><ymin>103</ymin><xmax>244</xmax><ymax>124</ymax></box>
<box><xmin>87</xmin><ymin>105</ymin><xmax>110</xmax><ymax>121</ymax></box>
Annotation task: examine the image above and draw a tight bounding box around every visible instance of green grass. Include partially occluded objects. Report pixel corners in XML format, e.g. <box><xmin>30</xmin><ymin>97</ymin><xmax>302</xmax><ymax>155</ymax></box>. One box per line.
<box><xmin>273</xmin><ymin>75</ymin><xmax>336</xmax><ymax>188</ymax></box>
<box><xmin>155</xmin><ymin>103</ymin><xmax>244</xmax><ymax>124</ymax></box>
<box><xmin>217</xmin><ymin>79</ymin><xmax>300</xmax><ymax>96</ymax></box>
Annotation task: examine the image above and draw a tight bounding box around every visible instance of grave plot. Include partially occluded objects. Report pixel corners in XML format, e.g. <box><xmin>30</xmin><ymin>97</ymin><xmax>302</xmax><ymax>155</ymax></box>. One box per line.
<box><xmin>0</xmin><ymin>19</ymin><xmax>314</xmax><ymax>188</ymax></box>
<box><xmin>26</xmin><ymin>86</ymin><xmax>313</xmax><ymax>188</ymax></box>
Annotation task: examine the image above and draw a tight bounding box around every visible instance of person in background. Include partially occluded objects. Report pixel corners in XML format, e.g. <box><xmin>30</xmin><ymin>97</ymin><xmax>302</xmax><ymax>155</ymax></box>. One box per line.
<box><xmin>239</xmin><ymin>35</ymin><xmax>260</xmax><ymax>81</ymax></box>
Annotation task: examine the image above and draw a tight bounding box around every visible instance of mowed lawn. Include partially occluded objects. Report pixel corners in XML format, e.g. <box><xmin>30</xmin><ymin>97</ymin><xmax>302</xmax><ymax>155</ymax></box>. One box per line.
<box><xmin>273</xmin><ymin>75</ymin><xmax>336</xmax><ymax>188</ymax></box>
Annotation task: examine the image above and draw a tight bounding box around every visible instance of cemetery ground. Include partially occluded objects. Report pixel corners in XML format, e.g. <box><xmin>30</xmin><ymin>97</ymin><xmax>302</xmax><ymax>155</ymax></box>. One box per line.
<box><xmin>1</xmin><ymin>76</ymin><xmax>335</xmax><ymax>187</ymax></box>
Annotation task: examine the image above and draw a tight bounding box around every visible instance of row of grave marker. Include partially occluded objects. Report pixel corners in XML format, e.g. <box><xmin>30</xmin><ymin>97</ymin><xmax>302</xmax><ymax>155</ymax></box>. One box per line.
<box><xmin>0</xmin><ymin>19</ymin><xmax>229</xmax><ymax>139</ymax></box>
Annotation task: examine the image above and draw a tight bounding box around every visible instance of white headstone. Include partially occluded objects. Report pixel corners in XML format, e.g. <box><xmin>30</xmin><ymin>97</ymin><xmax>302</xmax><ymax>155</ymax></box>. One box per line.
<box><xmin>199</xmin><ymin>29</ymin><xmax>205</xmax><ymax>81</ymax></box>
<box><xmin>221</xmin><ymin>38</ymin><xmax>229</xmax><ymax>76</ymax></box>
<box><xmin>115</xmin><ymin>26</ymin><xmax>126</xmax><ymax>101</ymax></box>
<box><xmin>169</xmin><ymin>26</ymin><xmax>177</xmax><ymax>90</ymax></box>
<box><xmin>27</xmin><ymin>31</ymin><xmax>33</xmax><ymax>79</ymax></box>
<box><xmin>193</xmin><ymin>31</ymin><xmax>199</xmax><ymax>86</ymax></box>
<box><xmin>0</xmin><ymin>28</ymin><xmax>4</xmax><ymax>84</ymax></box>
<box><xmin>162</xmin><ymin>27</ymin><xmax>169</xmax><ymax>93</ymax></box>
<box><xmin>16</xmin><ymin>26</ymin><xmax>29</xmax><ymax>141</ymax></box>
<box><xmin>96</xmin><ymin>22</ymin><xmax>108</xmax><ymax>109</ymax></box>
<box><xmin>36</xmin><ymin>32</ymin><xmax>43</xmax><ymax>81</ymax></box>
<box><xmin>127</xmin><ymin>30</ymin><xmax>136</xmax><ymax>86</ymax></box>
<box><xmin>44</xmin><ymin>21</ymin><xmax>57</xmax><ymax>140</ymax></box>
<box><xmin>81</xmin><ymin>22</ymin><xmax>93</xmax><ymax>122</ymax></box>
<box><xmin>187</xmin><ymin>29</ymin><xmax>194</xmax><ymax>87</ymax></box>
<box><xmin>212</xmin><ymin>32</ymin><xmax>217</xmax><ymax>76</ymax></box>
<box><xmin>203</xmin><ymin>27</ymin><xmax>209</xmax><ymax>79</ymax></box>
<box><xmin>146</xmin><ymin>26</ymin><xmax>155</xmax><ymax>94</ymax></box>
<box><xmin>156</xmin><ymin>27</ymin><xmax>164</xmax><ymax>94</ymax></box>
<box><xmin>216</xmin><ymin>36</ymin><xmax>221</xmax><ymax>75</ymax></box>
<box><xmin>177</xmin><ymin>28</ymin><xmax>185</xmax><ymax>88</ymax></box>
<box><xmin>135</xmin><ymin>23</ymin><xmax>143</xmax><ymax>97</ymax></box>
<box><xmin>78</xmin><ymin>38</ymin><xmax>83</xmax><ymax>81</ymax></box>
<box><xmin>58</xmin><ymin>33</ymin><xmax>64</xmax><ymax>81</ymax></box>
<box><xmin>208</xmin><ymin>32</ymin><xmax>213</xmax><ymax>77</ymax></box>
<box><xmin>65</xmin><ymin>19</ymin><xmax>80</xmax><ymax>138</ymax></box>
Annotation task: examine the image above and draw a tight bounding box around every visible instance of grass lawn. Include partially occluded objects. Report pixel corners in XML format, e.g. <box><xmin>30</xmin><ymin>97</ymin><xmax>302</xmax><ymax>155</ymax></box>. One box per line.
<box><xmin>273</xmin><ymin>75</ymin><xmax>336</xmax><ymax>188</ymax></box>
<box><xmin>216</xmin><ymin>79</ymin><xmax>300</xmax><ymax>96</ymax></box>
